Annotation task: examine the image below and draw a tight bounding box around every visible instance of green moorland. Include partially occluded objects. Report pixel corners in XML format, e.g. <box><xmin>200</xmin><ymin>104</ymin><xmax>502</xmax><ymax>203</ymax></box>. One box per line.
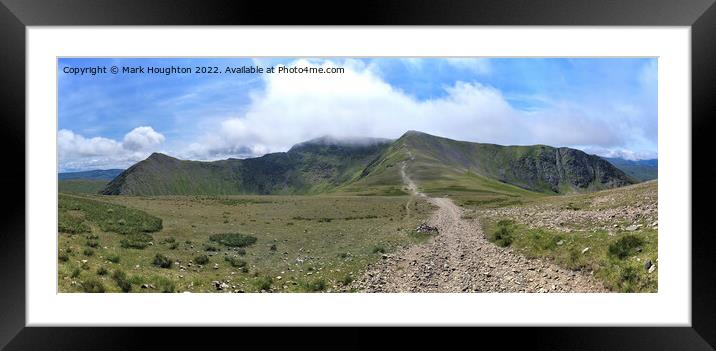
<box><xmin>58</xmin><ymin>193</ymin><xmax>434</xmax><ymax>293</ymax></box>
<box><xmin>58</xmin><ymin>179</ymin><xmax>109</xmax><ymax>194</ymax></box>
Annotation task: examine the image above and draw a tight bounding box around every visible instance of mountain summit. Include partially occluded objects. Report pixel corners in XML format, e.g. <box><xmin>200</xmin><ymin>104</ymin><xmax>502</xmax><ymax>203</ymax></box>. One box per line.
<box><xmin>101</xmin><ymin>131</ymin><xmax>634</xmax><ymax>196</ymax></box>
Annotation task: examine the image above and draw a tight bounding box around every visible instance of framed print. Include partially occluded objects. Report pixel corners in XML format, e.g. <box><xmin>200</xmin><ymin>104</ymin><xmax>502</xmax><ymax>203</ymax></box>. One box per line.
<box><xmin>2</xmin><ymin>0</ymin><xmax>715</xmax><ymax>350</ymax></box>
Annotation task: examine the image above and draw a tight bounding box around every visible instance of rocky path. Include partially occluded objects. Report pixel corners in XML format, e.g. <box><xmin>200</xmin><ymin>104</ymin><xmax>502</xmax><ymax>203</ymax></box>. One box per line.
<box><xmin>352</xmin><ymin>160</ymin><xmax>608</xmax><ymax>293</ymax></box>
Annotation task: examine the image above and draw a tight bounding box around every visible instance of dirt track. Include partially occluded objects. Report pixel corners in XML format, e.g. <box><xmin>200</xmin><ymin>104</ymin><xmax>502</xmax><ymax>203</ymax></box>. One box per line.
<box><xmin>351</xmin><ymin>161</ymin><xmax>608</xmax><ymax>293</ymax></box>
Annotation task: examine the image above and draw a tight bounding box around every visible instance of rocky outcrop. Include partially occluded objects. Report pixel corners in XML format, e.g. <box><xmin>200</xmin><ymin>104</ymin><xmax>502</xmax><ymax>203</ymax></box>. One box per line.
<box><xmin>505</xmin><ymin>147</ymin><xmax>634</xmax><ymax>193</ymax></box>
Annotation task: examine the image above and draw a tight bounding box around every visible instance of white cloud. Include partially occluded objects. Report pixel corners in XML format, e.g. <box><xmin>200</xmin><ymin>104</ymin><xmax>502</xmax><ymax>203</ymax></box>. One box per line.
<box><xmin>58</xmin><ymin>127</ymin><xmax>165</xmax><ymax>171</ymax></box>
<box><xmin>185</xmin><ymin>59</ymin><xmax>622</xmax><ymax>160</ymax></box>
<box><xmin>123</xmin><ymin>126</ymin><xmax>166</xmax><ymax>151</ymax></box>
<box><xmin>58</xmin><ymin>129</ymin><xmax>123</xmax><ymax>157</ymax></box>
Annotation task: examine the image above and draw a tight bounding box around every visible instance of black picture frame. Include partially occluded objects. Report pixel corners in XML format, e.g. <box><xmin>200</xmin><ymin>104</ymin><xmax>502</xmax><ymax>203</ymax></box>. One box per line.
<box><xmin>1</xmin><ymin>0</ymin><xmax>714</xmax><ymax>349</ymax></box>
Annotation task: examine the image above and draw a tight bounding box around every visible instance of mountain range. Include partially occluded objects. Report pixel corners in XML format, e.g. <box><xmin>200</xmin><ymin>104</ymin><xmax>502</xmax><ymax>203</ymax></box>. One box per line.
<box><xmin>96</xmin><ymin>131</ymin><xmax>636</xmax><ymax>196</ymax></box>
<box><xmin>600</xmin><ymin>157</ymin><xmax>657</xmax><ymax>181</ymax></box>
<box><xmin>58</xmin><ymin>169</ymin><xmax>124</xmax><ymax>181</ymax></box>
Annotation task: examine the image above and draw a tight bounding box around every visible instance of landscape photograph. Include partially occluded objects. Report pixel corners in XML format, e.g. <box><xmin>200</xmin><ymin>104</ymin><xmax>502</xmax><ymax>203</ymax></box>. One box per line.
<box><xmin>57</xmin><ymin>57</ymin><xmax>658</xmax><ymax>293</ymax></box>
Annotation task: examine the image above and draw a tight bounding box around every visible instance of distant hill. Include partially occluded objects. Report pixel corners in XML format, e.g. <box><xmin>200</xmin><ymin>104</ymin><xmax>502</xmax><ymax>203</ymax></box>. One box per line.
<box><xmin>102</xmin><ymin>131</ymin><xmax>634</xmax><ymax>196</ymax></box>
<box><xmin>59</xmin><ymin>169</ymin><xmax>124</xmax><ymax>194</ymax></box>
<box><xmin>59</xmin><ymin>169</ymin><xmax>124</xmax><ymax>180</ymax></box>
<box><xmin>602</xmin><ymin>157</ymin><xmax>657</xmax><ymax>181</ymax></box>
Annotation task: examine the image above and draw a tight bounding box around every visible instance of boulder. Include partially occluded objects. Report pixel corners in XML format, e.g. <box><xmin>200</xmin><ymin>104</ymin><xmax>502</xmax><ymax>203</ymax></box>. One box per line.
<box><xmin>212</xmin><ymin>280</ymin><xmax>229</xmax><ymax>290</ymax></box>
<box><xmin>416</xmin><ymin>223</ymin><xmax>439</xmax><ymax>234</ymax></box>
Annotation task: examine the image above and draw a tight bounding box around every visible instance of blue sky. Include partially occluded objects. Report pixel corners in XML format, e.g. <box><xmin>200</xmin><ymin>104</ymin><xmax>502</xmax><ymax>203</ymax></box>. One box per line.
<box><xmin>58</xmin><ymin>57</ymin><xmax>657</xmax><ymax>172</ymax></box>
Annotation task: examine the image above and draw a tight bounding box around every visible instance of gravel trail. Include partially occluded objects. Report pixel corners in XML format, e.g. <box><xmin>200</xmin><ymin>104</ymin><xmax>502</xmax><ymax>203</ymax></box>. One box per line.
<box><xmin>352</xmin><ymin>160</ymin><xmax>608</xmax><ymax>293</ymax></box>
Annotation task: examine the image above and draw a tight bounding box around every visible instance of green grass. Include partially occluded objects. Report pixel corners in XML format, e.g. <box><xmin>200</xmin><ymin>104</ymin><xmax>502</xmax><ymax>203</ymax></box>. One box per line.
<box><xmin>208</xmin><ymin>233</ymin><xmax>257</xmax><ymax>248</ymax></box>
<box><xmin>152</xmin><ymin>254</ymin><xmax>172</xmax><ymax>268</ymax></box>
<box><xmin>58</xmin><ymin>212</ymin><xmax>91</xmax><ymax>234</ymax></box>
<box><xmin>488</xmin><ymin>220</ymin><xmax>515</xmax><ymax>247</ymax></box>
<box><xmin>112</xmin><ymin>270</ymin><xmax>132</xmax><ymax>292</ymax></box>
<box><xmin>299</xmin><ymin>278</ymin><xmax>327</xmax><ymax>292</ymax></box>
<box><xmin>483</xmin><ymin>219</ymin><xmax>657</xmax><ymax>292</ymax></box>
<box><xmin>608</xmin><ymin>235</ymin><xmax>645</xmax><ymax>260</ymax></box>
<box><xmin>58</xmin><ymin>179</ymin><xmax>109</xmax><ymax>194</ymax></box>
<box><xmin>154</xmin><ymin>277</ymin><xmax>176</xmax><ymax>293</ymax></box>
<box><xmin>59</xmin><ymin>194</ymin><xmax>162</xmax><ymax>235</ymax></box>
<box><xmin>415</xmin><ymin>167</ymin><xmax>546</xmax><ymax>211</ymax></box>
<box><xmin>254</xmin><ymin>276</ymin><xmax>273</xmax><ymax>291</ymax></box>
<box><xmin>203</xmin><ymin>243</ymin><xmax>219</xmax><ymax>252</ymax></box>
<box><xmin>70</xmin><ymin>266</ymin><xmax>81</xmax><ymax>278</ymax></box>
<box><xmin>81</xmin><ymin>278</ymin><xmax>106</xmax><ymax>293</ymax></box>
<box><xmin>224</xmin><ymin>256</ymin><xmax>247</xmax><ymax>268</ymax></box>
<box><xmin>125</xmin><ymin>274</ymin><xmax>177</xmax><ymax>293</ymax></box>
<box><xmin>194</xmin><ymin>254</ymin><xmax>210</xmax><ymax>265</ymax></box>
<box><xmin>120</xmin><ymin>233</ymin><xmax>153</xmax><ymax>249</ymax></box>
<box><xmin>371</xmin><ymin>245</ymin><xmax>387</xmax><ymax>254</ymax></box>
<box><xmin>58</xmin><ymin>193</ymin><xmax>434</xmax><ymax>293</ymax></box>
<box><xmin>338</xmin><ymin>274</ymin><xmax>354</xmax><ymax>286</ymax></box>
<box><xmin>216</xmin><ymin>198</ymin><xmax>272</xmax><ymax>206</ymax></box>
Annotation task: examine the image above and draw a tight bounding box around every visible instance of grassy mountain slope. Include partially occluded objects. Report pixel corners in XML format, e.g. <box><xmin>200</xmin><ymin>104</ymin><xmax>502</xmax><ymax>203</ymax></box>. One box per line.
<box><xmin>102</xmin><ymin>131</ymin><xmax>634</xmax><ymax>196</ymax></box>
<box><xmin>603</xmin><ymin>157</ymin><xmax>657</xmax><ymax>181</ymax></box>
<box><xmin>102</xmin><ymin>138</ymin><xmax>391</xmax><ymax>196</ymax></box>
<box><xmin>395</xmin><ymin>131</ymin><xmax>634</xmax><ymax>194</ymax></box>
